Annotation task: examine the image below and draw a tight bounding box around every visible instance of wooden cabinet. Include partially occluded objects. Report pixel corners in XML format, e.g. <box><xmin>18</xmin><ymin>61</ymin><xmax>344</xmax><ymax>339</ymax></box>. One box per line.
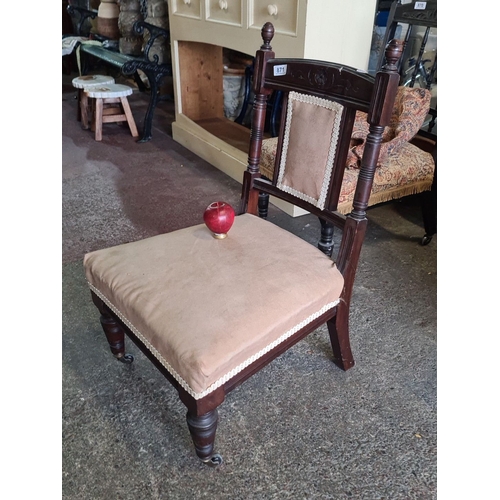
<box><xmin>167</xmin><ymin>0</ymin><xmax>377</xmax><ymax>215</ymax></box>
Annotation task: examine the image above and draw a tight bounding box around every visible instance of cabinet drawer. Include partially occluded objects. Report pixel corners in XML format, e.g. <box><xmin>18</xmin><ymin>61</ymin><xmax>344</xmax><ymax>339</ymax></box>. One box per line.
<box><xmin>249</xmin><ymin>0</ymin><xmax>298</xmax><ymax>36</ymax></box>
<box><xmin>171</xmin><ymin>0</ymin><xmax>202</xmax><ymax>19</ymax></box>
<box><xmin>206</xmin><ymin>0</ymin><xmax>242</xmax><ymax>26</ymax></box>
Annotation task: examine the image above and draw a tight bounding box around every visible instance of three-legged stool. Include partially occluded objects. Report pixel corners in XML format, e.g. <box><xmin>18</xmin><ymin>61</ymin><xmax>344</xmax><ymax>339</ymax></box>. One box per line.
<box><xmin>85</xmin><ymin>84</ymin><xmax>139</xmax><ymax>142</ymax></box>
<box><xmin>72</xmin><ymin>75</ymin><xmax>115</xmax><ymax>130</ymax></box>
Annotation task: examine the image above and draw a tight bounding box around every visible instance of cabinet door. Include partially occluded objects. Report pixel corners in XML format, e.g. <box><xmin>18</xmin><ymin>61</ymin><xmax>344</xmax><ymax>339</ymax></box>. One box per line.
<box><xmin>249</xmin><ymin>0</ymin><xmax>299</xmax><ymax>36</ymax></box>
<box><xmin>206</xmin><ymin>0</ymin><xmax>242</xmax><ymax>26</ymax></box>
<box><xmin>171</xmin><ymin>0</ymin><xmax>202</xmax><ymax>19</ymax></box>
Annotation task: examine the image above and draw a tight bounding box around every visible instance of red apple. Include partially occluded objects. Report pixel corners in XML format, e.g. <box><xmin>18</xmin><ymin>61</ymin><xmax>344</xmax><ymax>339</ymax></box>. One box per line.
<box><xmin>203</xmin><ymin>201</ymin><xmax>235</xmax><ymax>239</ymax></box>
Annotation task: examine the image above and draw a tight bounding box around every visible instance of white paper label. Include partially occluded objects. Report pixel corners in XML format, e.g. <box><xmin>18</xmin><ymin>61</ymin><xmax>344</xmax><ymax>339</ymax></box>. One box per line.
<box><xmin>273</xmin><ymin>64</ymin><xmax>287</xmax><ymax>76</ymax></box>
<box><xmin>414</xmin><ymin>2</ymin><xmax>427</xmax><ymax>9</ymax></box>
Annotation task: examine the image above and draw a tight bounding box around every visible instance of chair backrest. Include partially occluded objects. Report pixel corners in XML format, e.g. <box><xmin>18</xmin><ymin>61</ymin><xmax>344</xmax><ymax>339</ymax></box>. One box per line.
<box><xmin>240</xmin><ymin>22</ymin><xmax>402</xmax><ymax>293</ymax></box>
<box><xmin>241</xmin><ymin>24</ymin><xmax>402</xmax><ymax>220</ymax></box>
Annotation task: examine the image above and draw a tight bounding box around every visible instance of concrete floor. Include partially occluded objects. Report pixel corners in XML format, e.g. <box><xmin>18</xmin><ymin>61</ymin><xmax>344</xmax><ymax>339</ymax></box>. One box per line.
<box><xmin>62</xmin><ymin>70</ymin><xmax>437</xmax><ymax>499</ymax></box>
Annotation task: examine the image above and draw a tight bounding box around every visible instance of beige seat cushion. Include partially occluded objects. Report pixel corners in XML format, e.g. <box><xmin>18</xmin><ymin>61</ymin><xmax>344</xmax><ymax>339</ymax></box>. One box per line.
<box><xmin>84</xmin><ymin>213</ymin><xmax>344</xmax><ymax>400</ymax></box>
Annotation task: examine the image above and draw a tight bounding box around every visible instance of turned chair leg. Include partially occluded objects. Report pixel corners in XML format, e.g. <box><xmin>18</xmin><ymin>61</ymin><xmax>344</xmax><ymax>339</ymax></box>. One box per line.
<box><xmin>318</xmin><ymin>218</ymin><xmax>334</xmax><ymax>257</ymax></box>
<box><xmin>258</xmin><ymin>192</ymin><xmax>269</xmax><ymax>219</ymax></box>
<box><xmin>186</xmin><ymin>409</ymin><xmax>223</xmax><ymax>466</ymax></box>
<box><xmin>91</xmin><ymin>293</ymin><xmax>134</xmax><ymax>364</ymax></box>
<box><xmin>327</xmin><ymin>304</ymin><xmax>354</xmax><ymax>371</ymax></box>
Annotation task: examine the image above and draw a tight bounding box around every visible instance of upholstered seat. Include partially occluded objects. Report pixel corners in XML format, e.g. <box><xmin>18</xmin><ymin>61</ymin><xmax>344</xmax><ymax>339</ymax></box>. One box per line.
<box><xmin>84</xmin><ymin>213</ymin><xmax>344</xmax><ymax>398</ymax></box>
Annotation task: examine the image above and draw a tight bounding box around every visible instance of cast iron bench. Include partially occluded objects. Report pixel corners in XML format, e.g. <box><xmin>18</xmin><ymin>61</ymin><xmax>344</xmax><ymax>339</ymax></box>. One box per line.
<box><xmin>66</xmin><ymin>5</ymin><xmax>172</xmax><ymax>143</ymax></box>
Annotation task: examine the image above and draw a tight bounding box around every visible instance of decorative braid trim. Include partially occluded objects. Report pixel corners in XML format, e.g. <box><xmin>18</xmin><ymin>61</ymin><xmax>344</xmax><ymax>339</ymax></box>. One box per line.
<box><xmin>277</xmin><ymin>91</ymin><xmax>343</xmax><ymax>210</ymax></box>
<box><xmin>88</xmin><ymin>281</ymin><xmax>339</xmax><ymax>400</ymax></box>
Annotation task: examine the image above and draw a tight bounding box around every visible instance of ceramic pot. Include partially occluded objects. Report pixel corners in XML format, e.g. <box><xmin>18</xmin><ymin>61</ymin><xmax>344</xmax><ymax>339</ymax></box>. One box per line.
<box><xmin>97</xmin><ymin>17</ymin><xmax>120</xmax><ymax>39</ymax></box>
<box><xmin>98</xmin><ymin>1</ymin><xmax>119</xmax><ymax>18</ymax></box>
<box><xmin>223</xmin><ymin>73</ymin><xmax>245</xmax><ymax>121</ymax></box>
<box><xmin>98</xmin><ymin>0</ymin><xmax>120</xmax><ymax>38</ymax></box>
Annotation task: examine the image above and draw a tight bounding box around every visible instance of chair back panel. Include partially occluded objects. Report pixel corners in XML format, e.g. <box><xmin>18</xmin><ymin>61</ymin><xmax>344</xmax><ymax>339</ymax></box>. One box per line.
<box><xmin>272</xmin><ymin>91</ymin><xmax>355</xmax><ymax>212</ymax></box>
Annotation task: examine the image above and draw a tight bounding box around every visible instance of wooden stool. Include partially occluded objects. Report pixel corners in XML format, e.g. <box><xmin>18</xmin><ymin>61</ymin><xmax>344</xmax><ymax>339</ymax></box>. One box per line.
<box><xmin>85</xmin><ymin>84</ymin><xmax>139</xmax><ymax>142</ymax></box>
<box><xmin>72</xmin><ymin>75</ymin><xmax>115</xmax><ymax>130</ymax></box>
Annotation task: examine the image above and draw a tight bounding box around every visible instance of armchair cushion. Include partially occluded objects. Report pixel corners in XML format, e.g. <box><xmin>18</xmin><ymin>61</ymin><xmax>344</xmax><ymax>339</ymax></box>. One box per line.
<box><xmin>346</xmin><ymin>87</ymin><xmax>432</xmax><ymax>168</ymax></box>
<box><xmin>84</xmin><ymin>213</ymin><xmax>344</xmax><ymax>399</ymax></box>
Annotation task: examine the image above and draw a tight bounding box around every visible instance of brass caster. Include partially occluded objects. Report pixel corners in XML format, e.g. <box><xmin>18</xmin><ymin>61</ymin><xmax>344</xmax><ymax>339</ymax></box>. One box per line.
<box><xmin>116</xmin><ymin>353</ymin><xmax>134</xmax><ymax>364</ymax></box>
<box><xmin>202</xmin><ymin>454</ymin><xmax>223</xmax><ymax>467</ymax></box>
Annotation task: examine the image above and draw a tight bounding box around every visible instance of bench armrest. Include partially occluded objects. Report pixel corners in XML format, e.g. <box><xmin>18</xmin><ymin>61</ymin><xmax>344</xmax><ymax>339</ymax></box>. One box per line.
<box><xmin>66</xmin><ymin>5</ymin><xmax>97</xmax><ymax>36</ymax></box>
<box><xmin>133</xmin><ymin>21</ymin><xmax>170</xmax><ymax>63</ymax></box>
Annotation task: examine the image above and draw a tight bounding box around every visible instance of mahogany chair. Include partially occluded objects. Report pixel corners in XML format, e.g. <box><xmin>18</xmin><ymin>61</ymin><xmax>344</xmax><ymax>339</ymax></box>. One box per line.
<box><xmin>83</xmin><ymin>23</ymin><xmax>402</xmax><ymax>466</ymax></box>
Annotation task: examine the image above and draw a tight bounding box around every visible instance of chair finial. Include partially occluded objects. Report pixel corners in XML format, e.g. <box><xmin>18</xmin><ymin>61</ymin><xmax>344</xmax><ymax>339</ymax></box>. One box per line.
<box><xmin>261</xmin><ymin>22</ymin><xmax>275</xmax><ymax>50</ymax></box>
<box><xmin>383</xmin><ymin>39</ymin><xmax>404</xmax><ymax>71</ymax></box>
